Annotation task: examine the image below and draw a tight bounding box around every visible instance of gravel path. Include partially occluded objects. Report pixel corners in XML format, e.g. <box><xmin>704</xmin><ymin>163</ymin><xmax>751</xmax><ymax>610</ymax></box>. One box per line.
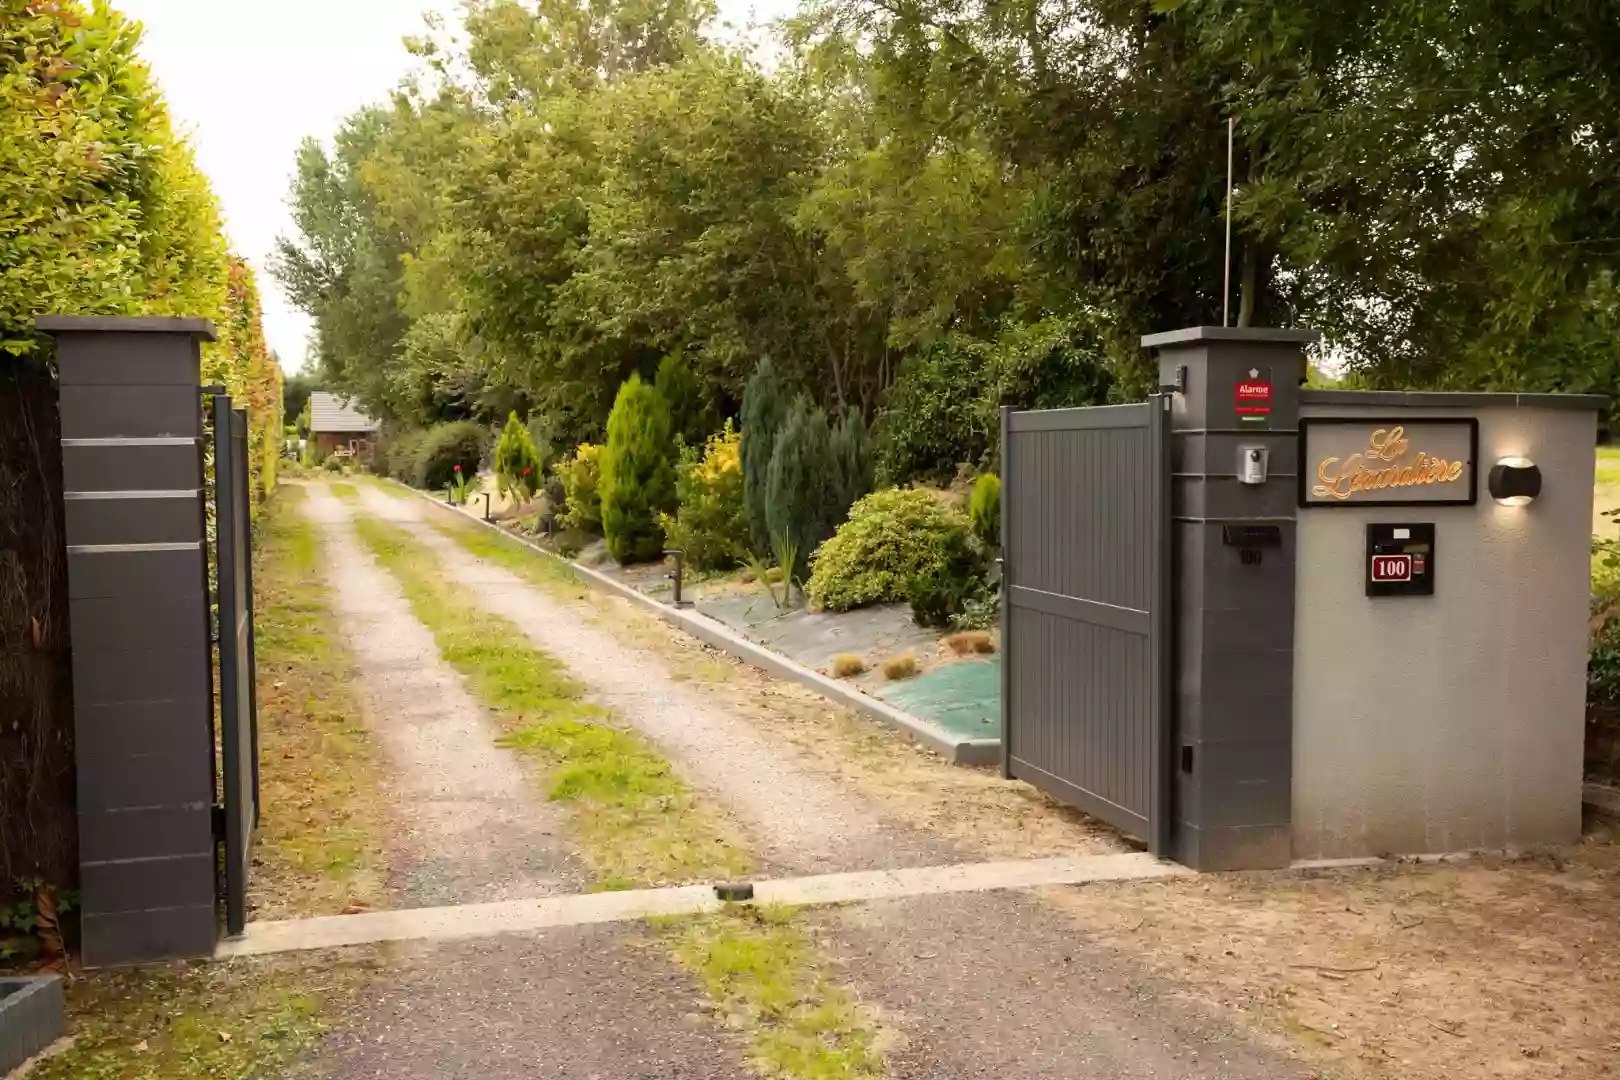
<box><xmin>361</xmin><ymin>485</ymin><xmax>949</xmax><ymax>876</ymax></box>
<box><xmin>305</xmin><ymin>486</ymin><xmax>581</xmax><ymax>905</ymax></box>
<box><xmin>302</xmin><ymin>485</ymin><xmax>754</xmax><ymax>1078</ymax></box>
<box><xmin>323</xmin><ymin>930</ymin><xmax>748</xmax><ymax>1080</ymax></box>
<box><xmin>827</xmin><ymin>891</ymin><xmax>1311</xmax><ymax>1080</ymax></box>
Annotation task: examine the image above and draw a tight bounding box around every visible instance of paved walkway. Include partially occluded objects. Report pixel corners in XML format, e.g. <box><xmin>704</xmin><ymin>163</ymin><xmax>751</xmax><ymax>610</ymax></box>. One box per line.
<box><xmin>311</xmin><ymin>484</ymin><xmax>1315</xmax><ymax>1080</ymax></box>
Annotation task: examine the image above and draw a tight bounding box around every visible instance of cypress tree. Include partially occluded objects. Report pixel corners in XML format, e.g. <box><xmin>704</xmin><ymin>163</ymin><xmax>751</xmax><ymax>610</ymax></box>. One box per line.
<box><xmin>601</xmin><ymin>375</ymin><xmax>677</xmax><ymax>564</ymax></box>
<box><xmin>766</xmin><ymin>396</ymin><xmax>841</xmax><ymax>575</ymax></box>
<box><xmin>740</xmin><ymin>356</ymin><xmax>789</xmax><ymax>554</ymax></box>
<box><xmin>829</xmin><ymin>404</ymin><xmax>873</xmax><ymax>513</ymax></box>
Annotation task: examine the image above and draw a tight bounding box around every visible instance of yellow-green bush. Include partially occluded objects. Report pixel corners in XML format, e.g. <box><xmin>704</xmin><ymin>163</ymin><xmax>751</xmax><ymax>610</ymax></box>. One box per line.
<box><xmin>556</xmin><ymin>443</ymin><xmax>604</xmax><ymax>533</ymax></box>
<box><xmin>806</xmin><ymin>488</ymin><xmax>977</xmax><ymax>612</ymax></box>
<box><xmin>662</xmin><ymin>423</ymin><xmax>748</xmax><ymax>570</ymax></box>
<box><xmin>495</xmin><ymin>411</ymin><xmax>542</xmax><ymax>501</ymax></box>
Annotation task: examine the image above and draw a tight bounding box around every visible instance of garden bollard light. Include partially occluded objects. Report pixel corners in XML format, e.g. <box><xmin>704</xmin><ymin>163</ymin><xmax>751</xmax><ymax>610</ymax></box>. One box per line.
<box><xmin>665</xmin><ymin>549</ymin><xmax>694</xmax><ymax>609</ymax></box>
<box><xmin>478</xmin><ymin>492</ymin><xmax>492</xmax><ymax>521</ymax></box>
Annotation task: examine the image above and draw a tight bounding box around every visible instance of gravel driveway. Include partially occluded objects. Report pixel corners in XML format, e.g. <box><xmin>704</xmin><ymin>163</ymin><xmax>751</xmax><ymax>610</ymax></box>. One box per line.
<box><xmin>302</xmin><ymin>484</ymin><xmax>754</xmax><ymax>1078</ymax></box>
<box><xmin>360</xmin><ymin>485</ymin><xmax>949</xmax><ymax>876</ymax></box>
<box><xmin>336</xmin><ymin>486</ymin><xmax>1312</xmax><ymax>1080</ymax></box>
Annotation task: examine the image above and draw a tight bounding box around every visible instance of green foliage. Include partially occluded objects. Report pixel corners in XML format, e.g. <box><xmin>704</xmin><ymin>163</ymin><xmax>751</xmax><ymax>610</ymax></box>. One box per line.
<box><xmin>655</xmin><ymin>351</ymin><xmax>719</xmax><ymax>449</ymax></box>
<box><xmin>1</xmin><ymin>1</ymin><xmax>219</xmax><ymax>354</ymax></box>
<box><xmin>601</xmin><ymin>375</ymin><xmax>676</xmax><ymax>564</ymax></box>
<box><xmin>807</xmin><ymin>488</ymin><xmax>975</xmax><ymax>612</ymax></box>
<box><xmin>322</xmin><ymin>454</ymin><xmax>344</xmax><ymax>473</ymax></box>
<box><xmin>969</xmin><ymin>473</ymin><xmax>1001</xmax><ymax>549</ymax></box>
<box><xmin>279</xmin><ymin>0</ymin><xmax>1620</xmax><ymax>479</ymax></box>
<box><xmin>495</xmin><ymin>411</ymin><xmax>543</xmax><ymax>501</ymax></box>
<box><xmin>556</xmin><ymin>443</ymin><xmax>604</xmax><ymax>533</ymax></box>
<box><xmin>740</xmin><ymin>356</ymin><xmax>791</xmax><ymax>554</ymax></box>
<box><xmin>875</xmin><ymin>317</ymin><xmax>1113</xmax><ymax>485</ymax></box>
<box><xmin>283</xmin><ymin>371</ymin><xmax>318</xmax><ymax>432</ymax></box>
<box><xmin>829</xmin><ymin>405</ymin><xmax>873</xmax><ymax>513</ymax></box>
<box><xmin>765</xmin><ymin>398</ymin><xmax>842</xmax><ymax>572</ymax></box>
<box><xmin>415</xmin><ymin>421</ymin><xmax>487</xmax><ymax>490</ymax></box>
<box><xmin>381</xmin><ymin>429</ymin><xmax>426</xmax><ymax>483</ymax></box>
<box><xmin>661</xmin><ymin>422</ymin><xmax>748</xmax><ymax>571</ymax></box>
<box><xmin>909</xmin><ymin>531</ymin><xmax>990</xmax><ymax>629</ymax></box>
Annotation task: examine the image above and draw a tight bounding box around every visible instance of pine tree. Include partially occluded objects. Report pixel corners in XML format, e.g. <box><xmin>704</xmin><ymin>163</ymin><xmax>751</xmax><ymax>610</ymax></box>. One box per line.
<box><xmin>601</xmin><ymin>375</ymin><xmax>677</xmax><ymax>564</ymax></box>
<box><xmin>740</xmin><ymin>356</ymin><xmax>789</xmax><ymax>554</ymax></box>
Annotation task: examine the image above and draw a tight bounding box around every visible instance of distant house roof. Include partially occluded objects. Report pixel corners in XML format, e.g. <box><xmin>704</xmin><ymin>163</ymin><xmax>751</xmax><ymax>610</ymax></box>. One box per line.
<box><xmin>308</xmin><ymin>392</ymin><xmax>380</xmax><ymax>434</ymax></box>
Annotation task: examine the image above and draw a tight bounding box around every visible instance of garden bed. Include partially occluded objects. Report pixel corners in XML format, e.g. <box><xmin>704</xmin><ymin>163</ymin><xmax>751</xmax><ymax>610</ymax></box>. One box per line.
<box><xmin>404</xmin><ymin>484</ymin><xmax>1003</xmax><ymax>764</ymax></box>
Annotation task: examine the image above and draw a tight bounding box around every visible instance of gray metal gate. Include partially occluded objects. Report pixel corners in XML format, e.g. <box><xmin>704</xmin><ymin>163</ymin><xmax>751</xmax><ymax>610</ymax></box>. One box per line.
<box><xmin>1000</xmin><ymin>399</ymin><xmax>1173</xmax><ymax>854</ymax></box>
<box><xmin>210</xmin><ymin>392</ymin><xmax>259</xmax><ymax>936</ymax></box>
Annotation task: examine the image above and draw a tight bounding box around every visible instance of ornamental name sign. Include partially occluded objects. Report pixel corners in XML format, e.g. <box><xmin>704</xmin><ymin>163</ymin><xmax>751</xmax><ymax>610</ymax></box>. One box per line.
<box><xmin>1299</xmin><ymin>419</ymin><xmax>1477</xmax><ymax>507</ymax></box>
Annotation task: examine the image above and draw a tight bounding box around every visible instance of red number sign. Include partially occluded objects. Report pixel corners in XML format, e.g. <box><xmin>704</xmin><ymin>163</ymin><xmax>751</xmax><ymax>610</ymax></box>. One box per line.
<box><xmin>1235</xmin><ymin>379</ymin><xmax>1272</xmax><ymax>416</ymax></box>
<box><xmin>1370</xmin><ymin>554</ymin><xmax>1413</xmax><ymax>582</ymax></box>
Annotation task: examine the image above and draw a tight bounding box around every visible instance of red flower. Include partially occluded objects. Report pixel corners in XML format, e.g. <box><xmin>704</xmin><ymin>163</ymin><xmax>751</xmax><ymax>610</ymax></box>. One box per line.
<box><xmin>453</xmin><ymin>464</ymin><xmax>462</xmax><ymax>472</ymax></box>
<box><xmin>523</xmin><ymin>466</ymin><xmax>531</xmax><ymax>475</ymax></box>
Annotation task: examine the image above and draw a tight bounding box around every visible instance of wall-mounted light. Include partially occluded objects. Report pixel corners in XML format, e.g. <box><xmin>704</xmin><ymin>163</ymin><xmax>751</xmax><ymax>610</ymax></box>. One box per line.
<box><xmin>1487</xmin><ymin>456</ymin><xmax>1541</xmax><ymax>506</ymax></box>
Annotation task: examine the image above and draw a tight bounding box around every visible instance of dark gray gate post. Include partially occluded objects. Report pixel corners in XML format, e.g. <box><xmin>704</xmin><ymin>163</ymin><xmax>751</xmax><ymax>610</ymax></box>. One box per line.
<box><xmin>38</xmin><ymin>316</ymin><xmax>218</xmax><ymax>966</ymax></box>
<box><xmin>1142</xmin><ymin>326</ymin><xmax>1316</xmax><ymax>871</ymax></box>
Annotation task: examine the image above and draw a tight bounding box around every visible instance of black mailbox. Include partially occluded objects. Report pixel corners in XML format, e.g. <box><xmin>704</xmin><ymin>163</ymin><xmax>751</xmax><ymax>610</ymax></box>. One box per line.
<box><xmin>1366</xmin><ymin>523</ymin><xmax>1435</xmax><ymax>597</ymax></box>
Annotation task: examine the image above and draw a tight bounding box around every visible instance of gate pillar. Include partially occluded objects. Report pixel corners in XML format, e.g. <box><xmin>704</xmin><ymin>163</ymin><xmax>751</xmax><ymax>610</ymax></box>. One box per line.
<box><xmin>38</xmin><ymin>316</ymin><xmax>218</xmax><ymax>966</ymax></box>
<box><xmin>1143</xmin><ymin>326</ymin><xmax>1316</xmax><ymax>870</ymax></box>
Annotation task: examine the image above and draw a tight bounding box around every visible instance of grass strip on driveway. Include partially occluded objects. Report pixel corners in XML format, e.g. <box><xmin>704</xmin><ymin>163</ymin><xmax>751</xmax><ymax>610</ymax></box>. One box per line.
<box><xmin>351</xmin><ymin>513</ymin><xmax>751</xmax><ymax>890</ymax></box>
<box><xmin>660</xmin><ymin>906</ymin><xmax>885</xmax><ymax>1080</ymax></box>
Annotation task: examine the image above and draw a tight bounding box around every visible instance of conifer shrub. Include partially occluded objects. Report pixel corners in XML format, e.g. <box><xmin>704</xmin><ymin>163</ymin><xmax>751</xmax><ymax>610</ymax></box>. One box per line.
<box><xmin>601</xmin><ymin>375</ymin><xmax>677</xmax><ymax>564</ymax></box>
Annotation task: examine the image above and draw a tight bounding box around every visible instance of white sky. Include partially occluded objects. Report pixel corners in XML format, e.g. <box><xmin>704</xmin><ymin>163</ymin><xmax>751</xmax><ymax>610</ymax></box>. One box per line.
<box><xmin>122</xmin><ymin>0</ymin><xmax>795</xmax><ymax>374</ymax></box>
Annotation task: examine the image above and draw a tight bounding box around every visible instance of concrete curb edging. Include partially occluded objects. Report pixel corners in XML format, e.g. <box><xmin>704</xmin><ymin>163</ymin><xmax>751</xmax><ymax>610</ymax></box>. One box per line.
<box><xmin>219</xmin><ymin>852</ymin><xmax>1184</xmax><ymax>957</ymax></box>
<box><xmin>384</xmin><ymin>479</ymin><xmax>1001</xmax><ymax>766</ymax></box>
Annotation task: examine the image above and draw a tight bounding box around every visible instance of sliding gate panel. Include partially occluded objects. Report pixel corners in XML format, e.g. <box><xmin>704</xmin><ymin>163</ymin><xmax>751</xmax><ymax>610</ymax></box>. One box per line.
<box><xmin>1001</xmin><ymin>400</ymin><xmax>1172</xmax><ymax>854</ymax></box>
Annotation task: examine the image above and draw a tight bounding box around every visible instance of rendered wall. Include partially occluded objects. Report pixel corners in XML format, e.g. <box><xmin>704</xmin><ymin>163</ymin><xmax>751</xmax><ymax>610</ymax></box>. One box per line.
<box><xmin>1292</xmin><ymin>399</ymin><xmax>1597</xmax><ymax>858</ymax></box>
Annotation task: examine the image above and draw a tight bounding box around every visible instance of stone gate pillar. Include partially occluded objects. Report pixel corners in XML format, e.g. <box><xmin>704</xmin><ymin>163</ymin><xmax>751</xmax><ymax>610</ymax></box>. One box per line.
<box><xmin>38</xmin><ymin>315</ymin><xmax>218</xmax><ymax>966</ymax></box>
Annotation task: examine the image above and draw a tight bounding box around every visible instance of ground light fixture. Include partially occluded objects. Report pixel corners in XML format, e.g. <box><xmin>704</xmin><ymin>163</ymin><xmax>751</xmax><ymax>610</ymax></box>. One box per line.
<box><xmin>1487</xmin><ymin>456</ymin><xmax>1541</xmax><ymax>506</ymax></box>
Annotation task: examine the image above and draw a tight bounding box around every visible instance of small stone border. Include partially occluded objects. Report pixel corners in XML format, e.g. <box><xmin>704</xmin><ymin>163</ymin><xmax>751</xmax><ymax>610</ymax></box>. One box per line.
<box><xmin>0</xmin><ymin>975</ymin><xmax>64</xmax><ymax>1076</ymax></box>
<box><xmin>387</xmin><ymin>481</ymin><xmax>1001</xmax><ymax>766</ymax></box>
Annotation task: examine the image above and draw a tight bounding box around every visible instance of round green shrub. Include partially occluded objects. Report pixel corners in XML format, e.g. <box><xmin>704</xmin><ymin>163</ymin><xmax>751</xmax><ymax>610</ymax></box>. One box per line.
<box><xmin>321</xmin><ymin>454</ymin><xmax>344</xmax><ymax>473</ymax></box>
<box><xmin>495</xmin><ymin>411</ymin><xmax>543</xmax><ymax>501</ymax></box>
<box><xmin>969</xmin><ymin>472</ymin><xmax>1001</xmax><ymax>548</ymax></box>
<box><xmin>415</xmin><ymin>421</ymin><xmax>488</xmax><ymax>490</ymax></box>
<box><xmin>381</xmin><ymin>429</ymin><xmax>425</xmax><ymax>483</ymax></box>
<box><xmin>601</xmin><ymin>375</ymin><xmax>677</xmax><ymax>564</ymax></box>
<box><xmin>556</xmin><ymin>443</ymin><xmax>603</xmax><ymax>533</ymax></box>
<box><xmin>807</xmin><ymin>488</ymin><xmax>977</xmax><ymax>612</ymax></box>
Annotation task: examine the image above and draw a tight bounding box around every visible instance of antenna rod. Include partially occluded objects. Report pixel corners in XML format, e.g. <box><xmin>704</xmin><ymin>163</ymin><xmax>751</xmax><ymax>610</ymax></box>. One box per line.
<box><xmin>1223</xmin><ymin>115</ymin><xmax>1234</xmax><ymax>328</ymax></box>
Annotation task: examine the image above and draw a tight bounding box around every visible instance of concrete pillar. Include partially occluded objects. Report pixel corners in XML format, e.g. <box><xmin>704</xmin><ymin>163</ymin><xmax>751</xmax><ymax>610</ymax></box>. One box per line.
<box><xmin>1142</xmin><ymin>326</ymin><xmax>1316</xmax><ymax>870</ymax></box>
<box><xmin>38</xmin><ymin>315</ymin><xmax>218</xmax><ymax>966</ymax></box>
